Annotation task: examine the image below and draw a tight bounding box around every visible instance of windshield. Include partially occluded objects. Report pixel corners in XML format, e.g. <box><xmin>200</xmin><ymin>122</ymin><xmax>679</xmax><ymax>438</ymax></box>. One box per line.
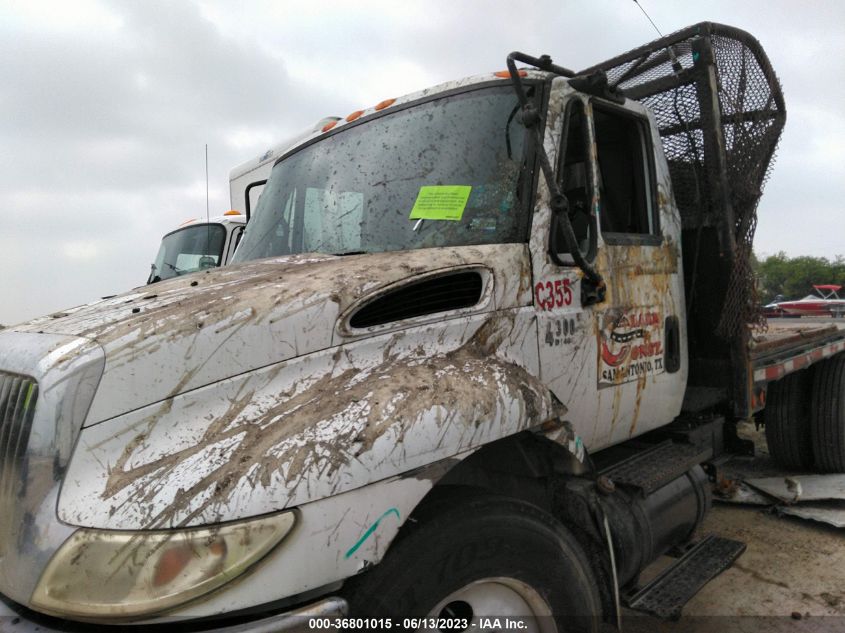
<box><xmin>148</xmin><ymin>224</ymin><xmax>226</xmax><ymax>283</ymax></box>
<box><xmin>233</xmin><ymin>85</ymin><xmax>533</xmax><ymax>263</ymax></box>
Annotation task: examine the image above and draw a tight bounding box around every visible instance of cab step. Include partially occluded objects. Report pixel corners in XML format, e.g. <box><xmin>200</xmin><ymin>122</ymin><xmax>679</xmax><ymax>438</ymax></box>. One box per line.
<box><xmin>601</xmin><ymin>440</ymin><xmax>711</xmax><ymax>495</ymax></box>
<box><xmin>623</xmin><ymin>534</ymin><xmax>746</xmax><ymax>620</ymax></box>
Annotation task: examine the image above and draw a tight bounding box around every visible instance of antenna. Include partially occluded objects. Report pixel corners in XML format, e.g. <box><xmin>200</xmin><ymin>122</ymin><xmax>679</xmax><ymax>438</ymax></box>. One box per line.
<box><xmin>632</xmin><ymin>0</ymin><xmax>663</xmax><ymax>37</ymax></box>
<box><xmin>205</xmin><ymin>144</ymin><xmax>211</xmax><ymax>258</ymax></box>
<box><xmin>205</xmin><ymin>144</ymin><xmax>210</xmax><ymax>224</ymax></box>
<box><xmin>631</xmin><ymin>0</ymin><xmax>683</xmax><ymax>72</ymax></box>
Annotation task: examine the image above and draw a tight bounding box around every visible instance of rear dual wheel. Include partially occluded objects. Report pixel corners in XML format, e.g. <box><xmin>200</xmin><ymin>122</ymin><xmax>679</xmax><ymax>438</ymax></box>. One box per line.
<box><xmin>344</xmin><ymin>489</ymin><xmax>602</xmax><ymax>632</ymax></box>
<box><xmin>768</xmin><ymin>356</ymin><xmax>845</xmax><ymax>472</ymax></box>
<box><xmin>810</xmin><ymin>355</ymin><xmax>845</xmax><ymax>472</ymax></box>
<box><xmin>764</xmin><ymin>370</ymin><xmax>814</xmax><ymax>470</ymax></box>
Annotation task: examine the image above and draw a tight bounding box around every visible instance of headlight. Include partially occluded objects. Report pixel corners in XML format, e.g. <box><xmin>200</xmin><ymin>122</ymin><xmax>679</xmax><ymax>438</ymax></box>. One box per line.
<box><xmin>31</xmin><ymin>512</ymin><xmax>296</xmax><ymax>619</ymax></box>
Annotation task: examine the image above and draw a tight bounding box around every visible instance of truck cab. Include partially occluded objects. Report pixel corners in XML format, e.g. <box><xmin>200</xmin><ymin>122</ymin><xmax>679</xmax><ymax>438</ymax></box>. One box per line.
<box><xmin>147</xmin><ymin>212</ymin><xmax>246</xmax><ymax>284</ymax></box>
<box><xmin>2</xmin><ymin>23</ymin><xmax>834</xmax><ymax>632</ymax></box>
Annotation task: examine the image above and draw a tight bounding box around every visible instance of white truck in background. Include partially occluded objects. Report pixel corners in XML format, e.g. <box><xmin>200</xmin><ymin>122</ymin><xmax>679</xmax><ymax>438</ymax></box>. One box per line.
<box><xmin>2</xmin><ymin>23</ymin><xmax>845</xmax><ymax>633</ymax></box>
<box><xmin>147</xmin><ymin>212</ymin><xmax>247</xmax><ymax>284</ymax></box>
<box><xmin>147</xmin><ymin>117</ymin><xmax>340</xmax><ymax>284</ymax></box>
<box><xmin>229</xmin><ymin>116</ymin><xmax>341</xmax><ymax>215</ymax></box>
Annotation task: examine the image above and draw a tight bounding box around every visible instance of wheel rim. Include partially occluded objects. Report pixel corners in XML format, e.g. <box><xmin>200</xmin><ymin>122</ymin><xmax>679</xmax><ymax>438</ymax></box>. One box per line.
<box><xmin>422</xmin><ymin>576</ymin><xmax>557</xmax><ymax>633</ymax></box>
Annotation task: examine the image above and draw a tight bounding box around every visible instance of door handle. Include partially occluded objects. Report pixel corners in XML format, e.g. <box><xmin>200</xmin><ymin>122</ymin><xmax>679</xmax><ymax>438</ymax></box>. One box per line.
<box><xmin>664</xmin><ymin>315</ymin><xmax>681</xmax><ymax>373</ymax></box>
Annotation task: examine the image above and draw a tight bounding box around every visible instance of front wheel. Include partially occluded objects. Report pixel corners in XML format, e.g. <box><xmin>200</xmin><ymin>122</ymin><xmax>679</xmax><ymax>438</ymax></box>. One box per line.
<box><xmin>344</xmin><ymin>489</ymin><xmax>603</xmax><ymax>632</ymax></box>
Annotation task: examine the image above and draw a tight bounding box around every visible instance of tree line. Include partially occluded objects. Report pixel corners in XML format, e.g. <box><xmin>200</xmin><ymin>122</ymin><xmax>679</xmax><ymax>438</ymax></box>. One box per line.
<box><xmin>754</xmin><ymin>252</ymin><xmax>845</xmax><ymax>303</ymax></box>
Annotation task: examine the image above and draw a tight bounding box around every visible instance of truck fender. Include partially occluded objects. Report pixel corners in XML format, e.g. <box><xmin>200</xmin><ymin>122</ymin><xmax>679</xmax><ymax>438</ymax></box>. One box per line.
<box><xmin>59</xmin><ymin>313</ymin><xmax>567</xmax><ymax>530</ymax></box>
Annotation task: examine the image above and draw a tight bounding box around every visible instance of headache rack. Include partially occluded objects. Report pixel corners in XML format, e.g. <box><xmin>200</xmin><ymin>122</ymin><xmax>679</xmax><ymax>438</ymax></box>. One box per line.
<box><xmin>581</xmin><ymin>23</ymin><xmax>786</xmax><ymax>416</ymax></box>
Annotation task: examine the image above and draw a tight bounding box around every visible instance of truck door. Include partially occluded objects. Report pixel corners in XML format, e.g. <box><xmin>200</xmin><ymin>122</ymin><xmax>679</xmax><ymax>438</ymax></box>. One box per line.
<box><xmin>533</xmin><ymin>92</ymin><xmax>686</xmax><ymax>450</ymax></box>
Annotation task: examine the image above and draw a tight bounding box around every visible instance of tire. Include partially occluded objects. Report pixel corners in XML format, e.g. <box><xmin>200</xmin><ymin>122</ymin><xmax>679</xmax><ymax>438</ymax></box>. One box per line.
<box><xmin>810</xmin><ymin>355</ymin><xmax>845</xmax><ymax>472</ymax></box>
<box><xmin>764</xmin><ymin>370</ymin><xmax>814</xmax><ymax>470</ymax></box>
<box><xmin>344</xmin><ymin>488</ymin><xmax>602</xmax><ymax>632</ymax></box>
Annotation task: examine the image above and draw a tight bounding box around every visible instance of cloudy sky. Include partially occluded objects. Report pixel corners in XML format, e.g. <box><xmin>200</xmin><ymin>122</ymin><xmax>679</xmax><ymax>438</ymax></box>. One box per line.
<box><xmin>1</xmin><ymin>0</ymin><xmax>843</xmax><ymax>325</ymax></box>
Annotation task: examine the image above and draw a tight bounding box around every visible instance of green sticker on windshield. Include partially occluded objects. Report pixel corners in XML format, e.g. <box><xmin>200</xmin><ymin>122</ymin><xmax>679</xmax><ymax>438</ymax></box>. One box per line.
<box><xmin>409</xmin><ymin>186</ymin><xmax>472</xmax><ymax>221</ymax></box>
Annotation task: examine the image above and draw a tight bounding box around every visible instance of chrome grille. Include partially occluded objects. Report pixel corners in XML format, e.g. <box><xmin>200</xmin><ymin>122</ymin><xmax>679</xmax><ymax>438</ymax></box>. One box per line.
<box><xmin>0</xmin><ymin>371</ymin><xmax>38</xmax><ymax>557</ymax></box>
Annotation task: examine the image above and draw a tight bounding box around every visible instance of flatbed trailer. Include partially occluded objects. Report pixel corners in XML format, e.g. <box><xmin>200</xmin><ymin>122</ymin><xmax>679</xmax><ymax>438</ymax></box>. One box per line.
<box><xmin>751</xmin><ymin>323</ymin><xmax>845</xmax><ymax>388</ymax></box>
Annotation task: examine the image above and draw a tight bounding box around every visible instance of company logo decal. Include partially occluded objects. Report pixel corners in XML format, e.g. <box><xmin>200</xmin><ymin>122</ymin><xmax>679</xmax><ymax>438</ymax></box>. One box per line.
<box><xmin>598</xmin><ymin>309</ymin><xmax>664</xmax><ymax>388</ymax></box>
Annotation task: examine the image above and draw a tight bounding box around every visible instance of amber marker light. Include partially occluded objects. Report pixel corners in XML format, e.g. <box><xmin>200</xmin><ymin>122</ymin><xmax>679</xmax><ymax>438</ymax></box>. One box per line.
<box><xmin>223</xmin><ymin>210</ymin><xmax>241</xmax><ymax>216</ymax></box>
<box><xmin>374</xmin><ymin>98</ymin><xmax>396</xmax><ymax>111</ymax></box>
<box><xmin>152</xmin><ymin>544</ymin><xmax>195</xmax><ymax>587</ymax></box>
<box><xmin>322</xmin><ymin>120</ymin><xmax>338</xmax><ymax>132</ymax></box>
<box><xmin>346</xmin><ymin>110</ymin><xmax>364</xmax><ymax>122</ymax></box>
<box><xmin>494</xmin><ymin>70</ymin><xmax>527</xmax><ymax>78</ymax></box>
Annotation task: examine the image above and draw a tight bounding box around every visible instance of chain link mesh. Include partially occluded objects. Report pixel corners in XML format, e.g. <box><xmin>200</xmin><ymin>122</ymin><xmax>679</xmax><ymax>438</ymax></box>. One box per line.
<box><xmin>583</xmin><ymin>24</ymin><xmax>785</xmax><ymax>341</ymax></box>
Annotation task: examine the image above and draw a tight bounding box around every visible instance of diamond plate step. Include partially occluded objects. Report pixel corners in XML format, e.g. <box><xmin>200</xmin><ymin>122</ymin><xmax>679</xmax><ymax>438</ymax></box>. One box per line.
<box><xmin>624</xmin><ymin>534</ymin><xmax>746</xmax><ymax>620</ymax></box>
<box><xmin>601</xmin><ymin>440</ymin><xmax>711</xmax><ymax>495</ymax></box>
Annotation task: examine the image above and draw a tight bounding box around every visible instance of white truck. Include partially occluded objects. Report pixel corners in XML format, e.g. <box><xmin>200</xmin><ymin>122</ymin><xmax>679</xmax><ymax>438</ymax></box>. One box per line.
<box><xmin>146</xmin><ymin>117</ymin><xmax>341</xmax><ymax>285</ymax></box>
<box><xmin>147</xmin><ymin>212</ymin><xmax>247</xmax><ymax>284</ymax></box>
<box><xmin>229</xmin><ymin>116</ymin><xmax>342</xmax><ymax>215</ymax></box>
<box><xmin>1</xmin><ymin>23</ymin><xmax>843</xmax><ymax>632</ymax></box>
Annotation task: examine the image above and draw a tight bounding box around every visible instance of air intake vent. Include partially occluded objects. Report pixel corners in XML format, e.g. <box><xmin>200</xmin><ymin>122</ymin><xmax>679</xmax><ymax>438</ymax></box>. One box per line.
<box><xmin>350</xmin><ymin>271</ymin><xmax>484</xmax><ymax>329</ymax></box>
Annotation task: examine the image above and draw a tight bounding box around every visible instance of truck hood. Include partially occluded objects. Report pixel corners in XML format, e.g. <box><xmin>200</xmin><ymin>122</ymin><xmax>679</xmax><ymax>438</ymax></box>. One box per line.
<box><xmin>13</xmin><ymin>244</ymin><xmax>530</xmax><ymax>425</ymax></box>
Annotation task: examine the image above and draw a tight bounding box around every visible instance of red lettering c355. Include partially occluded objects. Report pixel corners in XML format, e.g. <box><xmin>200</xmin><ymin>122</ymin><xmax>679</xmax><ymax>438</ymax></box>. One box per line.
<box><xmin>535</xmin><ymin>278</ymin><xmax>573</xmax><ymax>310</ymax></box>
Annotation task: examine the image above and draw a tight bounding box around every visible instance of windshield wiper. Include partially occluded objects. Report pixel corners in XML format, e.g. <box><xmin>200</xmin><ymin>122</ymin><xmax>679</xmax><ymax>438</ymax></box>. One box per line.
<box><xmin>163</xmin><ymin>261</ymin><xmax>186</xmax><ymax>275</ymax></box>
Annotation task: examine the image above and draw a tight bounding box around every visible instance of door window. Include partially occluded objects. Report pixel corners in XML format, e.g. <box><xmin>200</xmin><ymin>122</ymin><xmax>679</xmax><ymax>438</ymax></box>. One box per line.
<box><xmin>553</xmin><ymin>99</ymin><xmax>596</xmax><ymax>261</ymax></box>
<box><xmin>592</xmin><ymin>104</ymin><xmax>658</xmax><ymax>241</ymax></box>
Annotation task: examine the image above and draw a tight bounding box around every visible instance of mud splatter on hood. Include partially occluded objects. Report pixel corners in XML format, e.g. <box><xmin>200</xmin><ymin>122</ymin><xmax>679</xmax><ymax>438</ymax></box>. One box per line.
<box><xmin>60</xmin><ymin>309</ymin><xmax>557</xmax><ymax>529</ymax></box>
<box><xmin>13</xmin><ymin>252</ymin><xmax>341</xmax><ymax>340</ymax></box>
<box><xmin>13</xmin><ymin>244</ymin><xmax>530</xmax><ymax>425</ymax></box>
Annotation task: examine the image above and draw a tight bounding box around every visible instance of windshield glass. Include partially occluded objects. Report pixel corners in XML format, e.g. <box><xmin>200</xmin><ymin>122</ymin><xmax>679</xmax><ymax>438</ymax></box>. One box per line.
<box><xmin>148</xmin><ymin>224</ymin><xmax>226</xmax><ymax>283</ymax></box>
<box><xmin>233</xmin><ymin>85</ymin><xmax>532</xmax><ymax>262</ymax></box>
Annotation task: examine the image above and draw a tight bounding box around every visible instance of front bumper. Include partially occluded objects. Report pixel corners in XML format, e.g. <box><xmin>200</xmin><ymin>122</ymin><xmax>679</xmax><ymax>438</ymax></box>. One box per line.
<box><xmin>0</xmin><ymin>596</ymin><xmax>348</xmax><ymax>633</ymax></box>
